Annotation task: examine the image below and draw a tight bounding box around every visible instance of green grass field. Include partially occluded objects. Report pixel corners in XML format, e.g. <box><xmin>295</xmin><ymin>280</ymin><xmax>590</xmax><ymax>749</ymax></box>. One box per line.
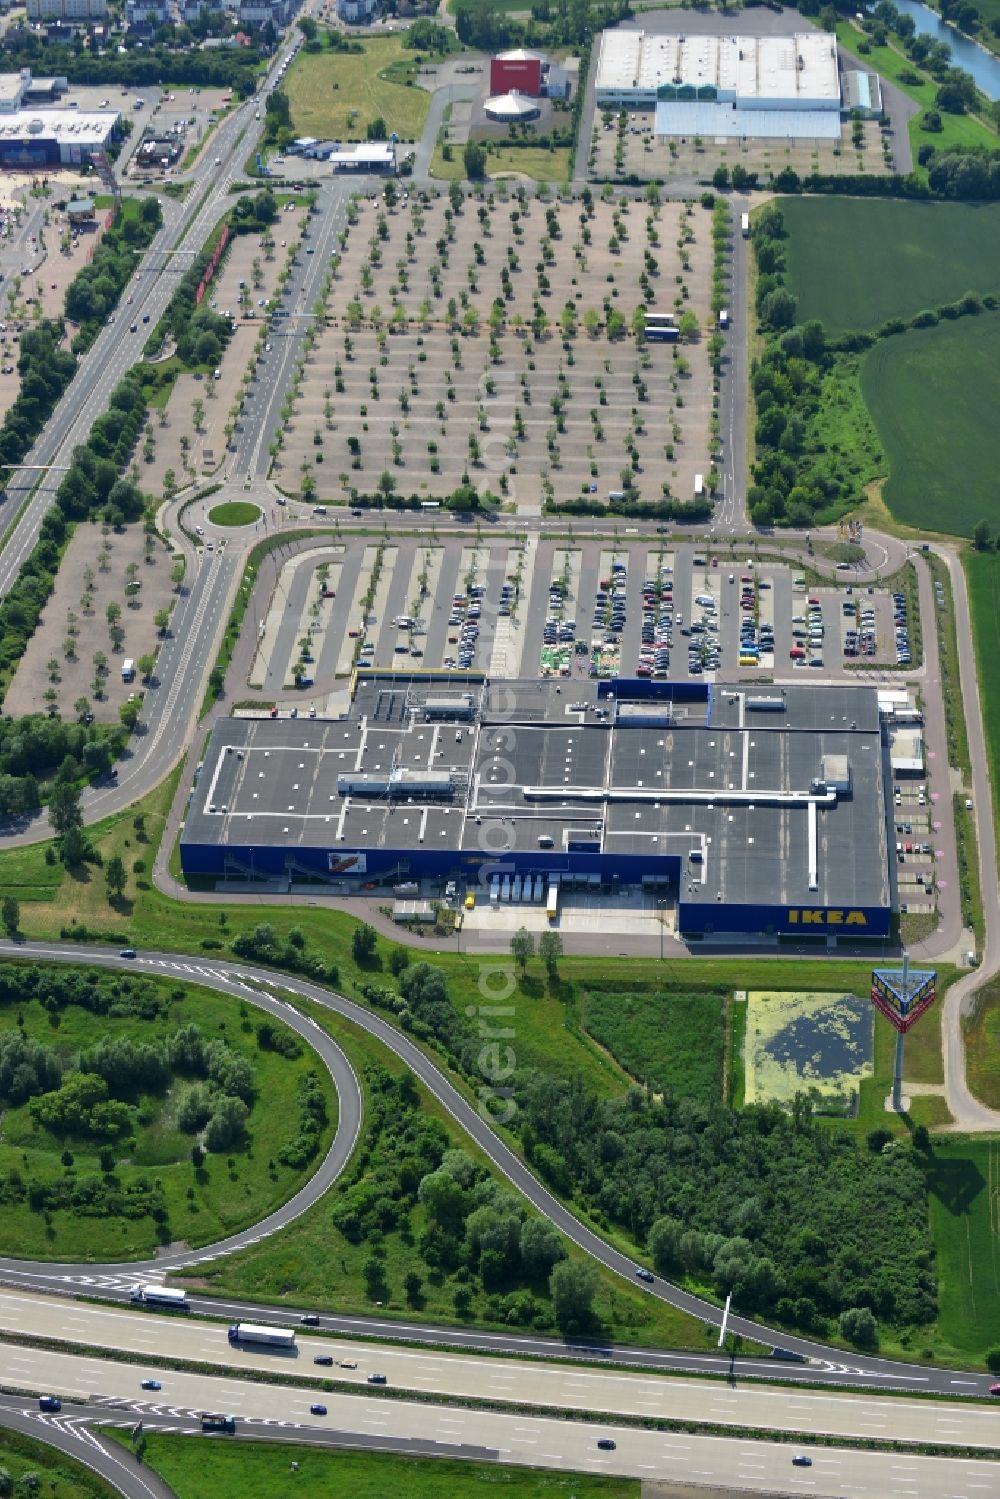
<box><xmin>780</xmin><ymin>197</ymin><xmax>1000</xmax><ymax>334</ymax></box>
<box><xmin>0</xmin><ymin>1427</ymin><xmax>116</xmax><ymax>1499</ymax></box>
<box><xmin>925</xmin><ymin>1137</ymin><xmax>1000</xmax><ymax>1357</ymax></box>
<box><xmin>860</xmin><ymin>317</ymin><xmax>1000</xmax><ymax>537</ymax></box>
<box><xmin>834</xmin><ymin>20</ymin><xmax>999</xmax><ymax>164</ymax></box>
<box><xmin>128</xmin><ymin>1435</ymin><xmax>638</xmax><ymax>1499</ymax></box>
<box><xmin>0</xmin><ymin>976</ymin><xmax>335</xmax><ymax>1260</ymax></box>
<box><xmin>281</xmin><ymin>36</ymin><xmax>431</xmax><ymax>143</ymax></box>
<box><xmin>583</xmin><ymin>989</ymin><xmax>725</xmax><ymax>1105</ymax></box>
<box><xmin>207</xmin><ymin>501</ymin><xmax>261</xmax><ymax>527</ymax></box>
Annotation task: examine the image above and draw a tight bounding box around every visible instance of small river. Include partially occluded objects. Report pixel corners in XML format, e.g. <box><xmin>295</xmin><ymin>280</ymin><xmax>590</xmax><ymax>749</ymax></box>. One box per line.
<box><xmin>880</xmin><ymin>0</ymin><xmax>1000</xmax><ymax>99</ymax></box>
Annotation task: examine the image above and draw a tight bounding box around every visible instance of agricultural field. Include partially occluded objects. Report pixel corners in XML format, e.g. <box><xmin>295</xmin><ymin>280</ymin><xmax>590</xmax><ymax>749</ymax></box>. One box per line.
<box><xmin>281</xmin><ymin>35</ymin><xmax>431</xmax><ymax>143</ymax></box>
<box><xmin>0</xmin><ymin>966</ymin><xmax>335</xmax><ymax>1259</ymax></box>
<box><xmin>275</xmin><ymin>191</ymin><xmax>714</xmax><ymax>513</ymax></box>
<box><xmin>780</xmin><ymin>198</ymin><xmax>1000</xmax><ymax>334</ymax></box>
<box><xmin>926</xmin><ymin>1137</ymin><xmax>1000</xmax><ymax>1356</ymax></box>
<box><xmin>743</xmin><ymin>991</ymin><xmax>874</xmax><ymax>1114</ymax></box>
<box><xmin>861</xmin><ymin>316</ymin><xmax>1000</xmax><ymax>538</ymax></box>
<box><xmin>966</xmin><ymin>550</ymin><xmax>1000</xmax><ymax>826</ymax></box>
<box><xmin>130</xmin><ymin>1435</ymin><xmax>638</xmax><ymax>1499</ymax></box>
<box><xmin>583</xmin><ymin>988</ymin><xmax>725</xmax><ymax>1106</ymax></box>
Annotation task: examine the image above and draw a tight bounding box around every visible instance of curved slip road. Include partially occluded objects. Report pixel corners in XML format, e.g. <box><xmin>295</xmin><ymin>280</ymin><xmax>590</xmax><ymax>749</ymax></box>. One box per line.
<box><xmin>0</xmin><ymin>940</ymin><xmax>995</xmax><ymax>1399</ymax></box>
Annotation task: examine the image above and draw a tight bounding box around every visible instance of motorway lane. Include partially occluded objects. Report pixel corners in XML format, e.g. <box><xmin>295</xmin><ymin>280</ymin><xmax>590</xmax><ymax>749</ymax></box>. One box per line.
<box><xmin>1</xmin><ymin>1289</ymin><xmax>997</xmax><ymax>1449</ymax></box>
<box><xmin>0</xmin><ymin>939</ymin><xmax>994</xmax><ymax>1400</ymax></box>
<box><xmin>4</xmin><ymin>1351</ymin><xmax>998</xmax><ymax>1498</ymax></box>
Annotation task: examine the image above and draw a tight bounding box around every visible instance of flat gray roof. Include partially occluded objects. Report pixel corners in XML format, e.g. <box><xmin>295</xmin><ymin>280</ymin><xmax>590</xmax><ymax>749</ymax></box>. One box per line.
<box><xmin>184</xmin><ymin>679</ymin><xmax>889</xmax><ymax>912</ymax></box>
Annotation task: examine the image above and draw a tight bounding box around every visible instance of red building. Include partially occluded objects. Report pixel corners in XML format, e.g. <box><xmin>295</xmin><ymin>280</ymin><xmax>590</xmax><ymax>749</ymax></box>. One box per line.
<box><xmin>489</xmin><ymin>50</ymin><xmax>543</xmax><ymax>98</ymax></box>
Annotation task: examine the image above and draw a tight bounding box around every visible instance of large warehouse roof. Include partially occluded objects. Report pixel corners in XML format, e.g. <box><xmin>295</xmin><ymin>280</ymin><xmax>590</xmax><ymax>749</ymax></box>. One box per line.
<box><xmin>0</xmin><ymin>109</ymin><xmax>119</xmax><ymax>147</ymax></box>
<box><xmin>595</xmin><ymin>29</ymin><xmax>840</xmax><ymax>108</ymax></box>
<box><xmin>184</xmin><ymin>678</ymin><xmax>890</xmax><ymax>922</ymax></box>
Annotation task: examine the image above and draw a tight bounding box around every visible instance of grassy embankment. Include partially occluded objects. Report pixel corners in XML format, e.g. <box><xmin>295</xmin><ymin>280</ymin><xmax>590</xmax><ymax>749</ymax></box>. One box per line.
<box><xmin>115</xmin><ymin>1433</ymin><xmax>639</xmax><ymax>1499</ymax></box>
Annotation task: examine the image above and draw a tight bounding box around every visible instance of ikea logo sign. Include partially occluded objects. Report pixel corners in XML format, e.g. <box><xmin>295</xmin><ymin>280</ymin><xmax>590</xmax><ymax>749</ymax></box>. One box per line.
<box><xmin>787</xmin><ymin>909</ymin><xmax>868</xmax><ymax>927</ymax></box>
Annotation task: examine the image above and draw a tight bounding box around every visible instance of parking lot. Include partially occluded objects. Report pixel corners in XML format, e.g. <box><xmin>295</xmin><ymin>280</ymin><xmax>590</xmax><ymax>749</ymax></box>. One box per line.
<box><xmin>240</xmin><ymin>536</ymin><xmax>921</xmax><ymax>704</ymax></box>
<box><xmin>892</xmin><ymin>778</ymin><xmax>941</xmax><ymax>923</ymax></box>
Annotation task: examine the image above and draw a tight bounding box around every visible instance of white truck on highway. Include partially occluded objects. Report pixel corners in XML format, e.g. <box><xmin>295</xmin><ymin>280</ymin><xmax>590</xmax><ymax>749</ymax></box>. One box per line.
<box><xmin>228</xmin><ymin>1322</ymin><xmax>296</xmax><ymax>1348</ymax></box>
<box><xmin>741</xmin><ymin>212</ymin><xmax>750</xmax><ymax>237</ymax></box>
<box><xmin>130</xmin><ymin>1284</ymin><xmax>189</xmax><ymax>1310</ymax></box>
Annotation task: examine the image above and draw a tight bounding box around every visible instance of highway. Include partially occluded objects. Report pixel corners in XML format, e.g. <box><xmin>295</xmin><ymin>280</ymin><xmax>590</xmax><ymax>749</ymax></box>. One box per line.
<box><xmin>1</xmin><ymin>1288</ymin><xmax>997</xmax><ymax>1449</ymax></box>
<box><xmin>0</xmin><ymin>938</ymin><xmax>996</xmax><ymax>1403</ymax></box>
<box><xmin>3</xmin><ymin>1352</ymin><xmax>998</xmax><ymax>1499</ymax></box>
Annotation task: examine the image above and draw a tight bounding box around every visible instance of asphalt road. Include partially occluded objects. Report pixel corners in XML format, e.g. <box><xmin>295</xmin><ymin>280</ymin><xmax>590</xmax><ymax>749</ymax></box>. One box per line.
<box><xmin>2</xmin><ymin>1288</ymin><xmax>997</xmax><ymax>1450</ymax></box>
<box><xmin>3</xmin><ymin>1355</ymin><xmax>997</xmax><ymax>1499</ymax></box>
<box><xmin>0</xmin><ymin>1398</ymin><xmax>173</xmax><ymax>1499</ymax></box>
<box><xmin>713</xmin><ymin>194</ymin><xmax>749</xmax><ymax>535</ymax></box>
<box><xmin>0</xmin><ymin>939</ymin><xmax>995</xmax><ymax>1401</ymax></box>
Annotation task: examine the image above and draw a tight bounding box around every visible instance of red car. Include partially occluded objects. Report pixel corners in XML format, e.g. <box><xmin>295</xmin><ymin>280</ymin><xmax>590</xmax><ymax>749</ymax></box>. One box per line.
<box><xmin>990</xmin><ymin>1383</ymin><xmax>1000</xmax><ymax>1396</ymax></box>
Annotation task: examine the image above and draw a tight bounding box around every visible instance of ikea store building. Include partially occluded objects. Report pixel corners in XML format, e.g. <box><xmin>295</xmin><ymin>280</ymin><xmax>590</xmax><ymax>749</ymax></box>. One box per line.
<box><xmin>181</xmin><ymin>677</ymin><xmax>892</xmax><ymax>943</ymax></box>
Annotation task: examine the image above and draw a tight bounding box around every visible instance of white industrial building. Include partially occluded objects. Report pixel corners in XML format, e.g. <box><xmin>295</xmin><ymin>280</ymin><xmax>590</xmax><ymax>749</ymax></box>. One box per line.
<box><xmin>595</xmin><ymin>29</ymin><xmax>842</xmax><ymax>140</ymax></box>
<box><xmin>0</xmin><ymin>109</ymin><xmax>120</xmax><ymax>167</ymax></box>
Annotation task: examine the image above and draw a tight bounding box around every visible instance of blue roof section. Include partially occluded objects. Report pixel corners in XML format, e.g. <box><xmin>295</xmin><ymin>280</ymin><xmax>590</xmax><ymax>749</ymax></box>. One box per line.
<box><xmin>654</xmin><ymin>101</ymin><xmax>841</xmax><ymax>139</ymax></box>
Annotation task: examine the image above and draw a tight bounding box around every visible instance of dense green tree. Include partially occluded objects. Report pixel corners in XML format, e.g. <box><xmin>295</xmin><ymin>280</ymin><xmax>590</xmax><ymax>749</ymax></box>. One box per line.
<box><xmin>550</xmin><ymin>1259</ymin><xmax>599</xmax><ymax>1331</ymax></box>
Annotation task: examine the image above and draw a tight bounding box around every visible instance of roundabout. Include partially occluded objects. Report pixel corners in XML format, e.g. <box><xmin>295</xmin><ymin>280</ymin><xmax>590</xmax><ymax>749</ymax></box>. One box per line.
<box><xmin>207</xmin><ymin>501</ymin><xmax>262</xmax><ymax>528</ymax></box>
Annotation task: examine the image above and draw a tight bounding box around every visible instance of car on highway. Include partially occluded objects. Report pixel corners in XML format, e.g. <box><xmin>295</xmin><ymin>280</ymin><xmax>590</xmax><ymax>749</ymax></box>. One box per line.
<box><xmin>367</xmin><ymin>1373</ymin><xmax>386</xmax><ymax>1384</ymax></box>
<box><xmin>142</xmin><ymin>314</ymin><xmax>150</xmax><ymax>323</ymax></box>
<box><xmin>990</xmin><ymin>1383</ymin><xmax>1000</xmax><ymax>1395</ymax></box>
<box><xmin>340</xmin><ymin>1360</ymin><xmax>357</xmax><ymax>1370</ymax></box>
<box><xmin>313</xmin><ymin>1354</ymin><xmax>334</xmax><ymax>1366</ymax></box>
<box><xmin>309</xmin><ymin>1404</ymin><xmax>327</xmax><ymax>1416</ymax></box>
<box><xmin>119</xmin><ymin>948</ymin><xmax>136</xmax><ymax>959</ymax></box>
<box><xmin>597</xmin><ymin>1438</ymin><xmax>616</xmax><ymax>1450</ymax></box>
<box><xmin>130</xmin><ymin>323</ymin><xmax>137</xmax><ymax>333</ymax></box>
<box><xmin>301</xmin><ymin>1314</ymin><xmax>320</xmax><ymax>1326</ymax></box>
<box><xmin>791</xmin><ymin>1455</ymin><xmax>812</xmax><ymax>1466</ymax></box>
<box><xmin>141</xmin><ymin>1379</ymin><xmax>161</xmax><ymax>1391</ymax></box>
<box><xmin>38</xmin><ymin>1396</ymin><xmax>61</xmax><ymax>1411</ymax></box>
<box><xmin>635</xmin><ymin>1268</ymin><xmax>654</xmax><ymax>1283</ymax></box>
